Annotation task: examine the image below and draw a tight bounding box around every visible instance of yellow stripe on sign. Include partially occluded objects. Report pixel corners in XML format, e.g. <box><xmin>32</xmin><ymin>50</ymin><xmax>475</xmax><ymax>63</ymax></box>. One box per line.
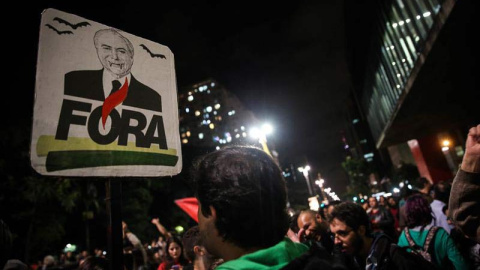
<box><xmin>36</xmin><ymin>135</ymin><xmax>177</xmax><ymax>157</ymax></box>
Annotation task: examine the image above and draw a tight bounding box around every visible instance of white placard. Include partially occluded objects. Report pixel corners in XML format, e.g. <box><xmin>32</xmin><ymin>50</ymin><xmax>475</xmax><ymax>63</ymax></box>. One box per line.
<box><xmin>31</xmin><ymin>8</ymin><xmax>182</xmax><ymax>177</ymax></box>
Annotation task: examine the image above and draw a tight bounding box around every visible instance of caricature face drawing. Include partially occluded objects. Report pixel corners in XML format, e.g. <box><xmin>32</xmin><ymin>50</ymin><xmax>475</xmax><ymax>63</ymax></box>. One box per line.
<box><xmin>94</xmin><ymin>29</ymin><xmax>134</xmax><ymax>78</ymax></box>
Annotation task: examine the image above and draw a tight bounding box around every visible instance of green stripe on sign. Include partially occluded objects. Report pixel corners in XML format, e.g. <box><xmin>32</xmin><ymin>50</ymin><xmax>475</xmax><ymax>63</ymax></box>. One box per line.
<box><xmin>46</xmin><ymin>150</ymin><xmax>179</xmax><ymax>172</ymax></box>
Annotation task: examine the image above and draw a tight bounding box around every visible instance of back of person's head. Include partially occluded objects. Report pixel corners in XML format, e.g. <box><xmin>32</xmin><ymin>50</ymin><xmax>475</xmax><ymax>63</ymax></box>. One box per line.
<box><xmin>329</xmin><ymin>202</ymin><xmax>372</xmax><ymax>236</ymax></box>
<box><xmin>417</xmin><ymin>177</ymin><xmax>431</xmax><ymax>190</ymax></box>
<box><xmin>2</xmin><ymin>259</ymin><xmax>28</xmax><ymax>270</ymax></box>
<box><xmin>43</xmin><ymin>255</ymin><xmax>55</xmax><ymax>266</ymax></box>
<box><xmin>432</xmin><ymin>182</ymin><xmax>450</xmax><ymax>204</ymax></box>
<box><xmin>405</xmin><ymin>194</ymin><xmax>433</xmax><ymax>228</ymax></box>
<box><xmin>182</xmin><ymin>226</ymin><xmax>200</xmax><ymax>262</ymax></box>
<box><xmin>289</xmin><ymin>212</ymin><xmax>300</xmax><ymax>233</ymax></box>
<box><xmin>77</xmin><ymin>256</ymin><xmax>107</xmax><ymax>270</ymax></box>
<box><xmin>193</xmin><ymin>146</ymin><xmax>289</xmax><ymax>249</ymax></box>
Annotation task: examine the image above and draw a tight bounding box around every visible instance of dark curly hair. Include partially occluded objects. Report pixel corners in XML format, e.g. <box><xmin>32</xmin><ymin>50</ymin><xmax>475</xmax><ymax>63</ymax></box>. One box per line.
<box><xmin>405</xmin><ymin>194</ymin><xmax>433</xmax><ymax>229</ymax></box>
<box><xmin>193</xmin><ymin>146</ymin><xmax>289</xmax><ymax>249</ymax></box>
<box><xmin>182</xmin><ymin>226</ymin><xmax>200</xmax><ymax>262</ymax></box>
<box><xmin>329</xmin><ymin>202</ymin><xmax>372</xmax><ymax>237</ymax></box>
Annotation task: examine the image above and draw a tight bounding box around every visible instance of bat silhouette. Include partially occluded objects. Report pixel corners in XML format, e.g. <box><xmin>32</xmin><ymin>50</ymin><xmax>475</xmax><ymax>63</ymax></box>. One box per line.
<box><xmin>140</xmin><ymin>44</ymin><xmax>166</xmax><ymax>59</ymax></box>
<box><xmin>45</xmin><ymin>24</ymin><xmax>73</xmax><ymax>35</ymax></box>
<box><xmin>53</xmin><ymin>17</ymin><xmax>91</xmax><ymax>29</ymax></box>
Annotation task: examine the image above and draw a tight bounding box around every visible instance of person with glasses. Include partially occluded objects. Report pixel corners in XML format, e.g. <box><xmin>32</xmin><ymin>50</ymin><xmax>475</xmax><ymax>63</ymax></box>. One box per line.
<box><xmin>329</xmin><ymin>202</ymin><xmax>374</xmax><ymax>269</ymax></box>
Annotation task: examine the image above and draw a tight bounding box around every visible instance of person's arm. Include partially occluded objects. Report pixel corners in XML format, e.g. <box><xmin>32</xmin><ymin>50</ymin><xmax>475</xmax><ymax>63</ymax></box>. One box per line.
<box><xmin>151</xmin><ymin>218</ymin><xmax>172</xmax><ymax>238</ymax></box>
<box><xmin>437</xmin><ymin>229</ymin><xmax>470</xmax><ymax>270</ymax></box>
<box><xmin>448</xmin><ymin>125</ymin><xmax>480</xmax><ymax>243</ymax></box>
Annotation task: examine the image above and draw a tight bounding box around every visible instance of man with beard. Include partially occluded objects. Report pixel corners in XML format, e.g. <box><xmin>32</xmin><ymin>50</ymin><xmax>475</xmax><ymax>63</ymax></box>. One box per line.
<box><xmin>329</xmin><ymin>202</ymin><xmax>399</xmax><ymax>270</ymax></box>
<box><xmin>297</xmin><ymin>210</ymin><xmax>334</xmax><ymax>253</ymax></box>
<box><xmin>193</xmin><ymin>146</ymin><xmax>311</xmax><ymax>269</ymax></box>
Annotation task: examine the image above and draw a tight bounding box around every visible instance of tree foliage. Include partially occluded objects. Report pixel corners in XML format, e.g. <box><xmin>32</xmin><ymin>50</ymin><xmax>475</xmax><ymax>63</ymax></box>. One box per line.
<box><xmin>341</xmin><ymin>156</ymin><xmax>372</xmax><ymax>198</ymax></box>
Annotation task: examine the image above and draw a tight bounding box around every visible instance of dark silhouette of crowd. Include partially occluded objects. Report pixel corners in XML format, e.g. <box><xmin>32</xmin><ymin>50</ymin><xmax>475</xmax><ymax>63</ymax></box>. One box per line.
<box><xmin>2</xmin><ymin>125</ymin><xmax>479</xmax><ymax>270</ymax></box>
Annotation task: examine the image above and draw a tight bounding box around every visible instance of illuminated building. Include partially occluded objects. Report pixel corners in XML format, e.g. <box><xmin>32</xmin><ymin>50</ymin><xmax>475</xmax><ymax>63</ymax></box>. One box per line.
<box><xmin>345</xmin><ymin>0</ymin><xmax>478</xmax><ymax>183</ymax></box>
<box><xmin>178</xmin><ymin>79</ymin><xmax>259</xmax><ymax>149</ymax></box>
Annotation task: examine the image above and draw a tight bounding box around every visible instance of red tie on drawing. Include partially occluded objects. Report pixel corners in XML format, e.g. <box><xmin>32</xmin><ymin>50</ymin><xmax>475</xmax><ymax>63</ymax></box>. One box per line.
<box><xmin>102</xmin><ymin>78</ymin><xmax>129</xmax><ymax>129</ymax></box>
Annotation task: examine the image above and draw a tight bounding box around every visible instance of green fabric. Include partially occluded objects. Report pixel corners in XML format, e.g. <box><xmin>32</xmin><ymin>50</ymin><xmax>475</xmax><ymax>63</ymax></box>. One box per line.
<box><xmin>216</xmin><ymin>238</ymin><xmax>308</xmax><ymax>270</ymax></box>
<box><xmin>397</xmin><ymin>227</ymin><xmax>469</xmax><ymax>270</ymax></box>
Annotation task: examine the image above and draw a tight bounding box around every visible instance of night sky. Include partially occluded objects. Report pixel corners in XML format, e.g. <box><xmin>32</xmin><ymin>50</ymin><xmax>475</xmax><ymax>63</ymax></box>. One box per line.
<box><xmin>6</xmin><ymin>0</ymin><xmax>352</xmax><ymax>193</ymax></box>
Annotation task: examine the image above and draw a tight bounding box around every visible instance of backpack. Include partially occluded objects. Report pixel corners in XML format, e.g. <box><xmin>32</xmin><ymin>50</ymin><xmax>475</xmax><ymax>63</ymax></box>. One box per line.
<box><xmin>370</xmin><ymin>234</ymin><xmax>438</xmax><ymax>270</ymax></box>
<box><xmin>403</xmin><ymin>226</ymin><xmax>438</xmax><ymax>263</ymax></box>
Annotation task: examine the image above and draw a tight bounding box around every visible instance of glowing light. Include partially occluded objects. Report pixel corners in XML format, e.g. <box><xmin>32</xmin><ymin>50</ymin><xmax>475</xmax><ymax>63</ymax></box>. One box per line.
<box><xmin>209</xmin><ymin>123</ymin><xmax>215</xmax><ymax>129</ymax></box>
<box><xmin>249</xmin><ymin>127</ymin><xmax>261</xmax><ymax>139</ymax></box>
<box><xmin>206</xmin><ymin>106</ymin><xmax>212</xmax><ymax>112</ymax></box>
<box><xmin>392</xmin><ymin>23</ymin><xmax>398</xmax><ymax>28</ymax></box>
<box><xmin>423</xmin><ymin>12</ymin><xmax>431</xmax><ymax>17</ymax></box>
<box><xmin>216</xmin><ymin>146</ymin><xmax>220</xmax><ymax>150</ymax></box>
<box><xmin>175</xmin><ymin>226</ymin><xmax>184</xmax><ymax>234</ymax></box>
<box><xmin>198</xmin><ymin>133</ymin><xmax>204</xmax><ymax>139</ymax></box>
<box><xmin>186</xmin><ymin>131</ymin><xmax>191</xmax><ymax>137</ymax></box>
<box><xmin>393</xmin><ymin>188</ymin><xmax>400</xmax><ymax>193</ymax></box>
<box><xmin>408</xmin><ymin>184</ymin><xmax>412</xmax><ymax>189</ymax></box>
<box><xmin>442</xmin><ymin>146</ymin><xmax>449</xmax><ymax>151</ymax></box>
<box><xmin>214</xmin><ymin>104</ymin><xmax>221</xmax><ymax>110</ymax></box>
<box><xmin>185</xmin><ymin>108</ymin><xmax>190</xmax><ymax>113</ymax></box>
<box><xmin>416</xmin><ymin>15</ymin><xmax>421</xmax><ymax>20</ymax></box>
<box><xmin>399</xmin><ymin>182</ymin><xmax>404</xmax><ymax>188</ymax></box>
<box><xmin>235</xmin><ymin>134</ymin><xmax>240</xmax><ymax>138</ymax></box>
<box><xmin>398</xmin><ymin>21</ymin><xmax>404</xmax><ymax>26</ymax></box>
<box><xmin>195</xmin><ymin>110</ymin><xmax>201</xmax><ymax>116</ymax></box>
<box><xmin>242</xmin><ymin>132</ymin><xmax>247</xmax><ymax>137</ymax></box>
<box><xmin>262</xmin><ymin>123</ymin><xmax>273</xmax><ymax>135</ymax></box>
<box><xmin>406</xmin><ymin>19</ymin><xmax>411</xmax><ymax>23</ymax></box>
<box><xmin>182</xmin><ymin>139</ymin><xmax>188</xmax><ymax>144</ymax></box>
<box><xmin>353</xmin><ymin>197</ymin><xmax>358</xmax><ymax>201</ymax></box>
<box><xmin>442</xmin><ymin>140</ymin><xmax>450</xmax><ymax>147</ymax></box>
<box><xmin>187</xmin><ymin>96</ymin><xmax>194</xmax><ymax>101</ymax></box>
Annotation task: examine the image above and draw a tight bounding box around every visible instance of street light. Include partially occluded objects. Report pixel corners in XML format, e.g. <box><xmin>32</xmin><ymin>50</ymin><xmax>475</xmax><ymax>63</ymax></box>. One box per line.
<box><xmin>249</xmin><ymin>123</ymin><xmax>274</xmax><ymax>156</ymax></box>
<box><xmin>298</xmin><ymin>165</ymin><xmax>313</xmax><ymax>196</ymax></box>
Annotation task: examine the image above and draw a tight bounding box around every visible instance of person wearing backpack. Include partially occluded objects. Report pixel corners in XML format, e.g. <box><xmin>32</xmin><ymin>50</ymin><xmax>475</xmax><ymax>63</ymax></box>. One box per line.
<box><xmin>397</xmin><ymin>194</ymin><xmax>469</xmax><ymax>269</ymax></box>
<box><xmin>329</xmin><ymin>202</ymin><xmax>445</xmax><ymax>270</ymax></box>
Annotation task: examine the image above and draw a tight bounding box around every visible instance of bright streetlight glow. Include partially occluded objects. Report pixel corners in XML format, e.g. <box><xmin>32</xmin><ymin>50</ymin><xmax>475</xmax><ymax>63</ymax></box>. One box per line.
<box><xmin>249</xmin><ymin>127</ymin><xmax>261</xmax><ymax>139</ymax></box>
<box><xmin>261</xmin><ymin>123</ymin><xmax>273</xmax><ymax>135</ymax></box>
<box><xmin>298</xmin><ymin>165</ymin><xmax>313</xmax><ymax>196</ymax></box>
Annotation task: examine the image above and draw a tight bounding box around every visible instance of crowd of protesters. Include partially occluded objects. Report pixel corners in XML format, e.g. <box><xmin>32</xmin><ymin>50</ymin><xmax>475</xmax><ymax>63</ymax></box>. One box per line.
<box><xmin>2</xmin><ymin>125</ymin><xmax>479</xmax><ymax>270</ymax></box>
